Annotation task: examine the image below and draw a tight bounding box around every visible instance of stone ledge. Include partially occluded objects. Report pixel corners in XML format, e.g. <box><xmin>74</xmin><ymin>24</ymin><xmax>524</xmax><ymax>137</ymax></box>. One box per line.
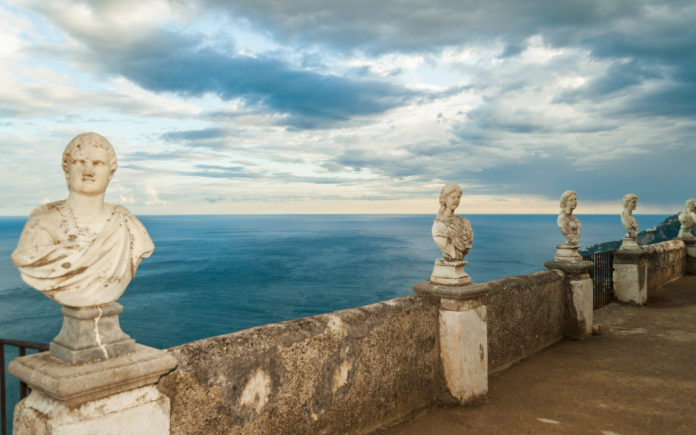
<box><xmin>544</xmin><ymin>260</ymin><xmax>593</xmax><ymax>278</ymax></box>
<box><xmin>614</xmin><ymin>249</ymin><xmax>647</xmax><ymax>263</ymax></box>
<box><xmin>9</xmin><ymin>344</ymin><xmax>177</xmax><ymax>407</ymax></box>
<box><xmin>412</xmin><ymin>281</ymin><xmax>490</xmax><ymax>302</ymax></box>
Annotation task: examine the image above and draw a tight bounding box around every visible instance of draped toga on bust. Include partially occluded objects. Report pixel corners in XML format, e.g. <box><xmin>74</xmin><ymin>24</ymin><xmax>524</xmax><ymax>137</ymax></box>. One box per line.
<box><xmin>432</xmin><ymin>215</ymin><xmax>473</xmax><ymax>261</ymax></box>
<box><xmin>11</xmin><ymin>200</ymin><xmax>154</xmax><ymax>307</ymax></box>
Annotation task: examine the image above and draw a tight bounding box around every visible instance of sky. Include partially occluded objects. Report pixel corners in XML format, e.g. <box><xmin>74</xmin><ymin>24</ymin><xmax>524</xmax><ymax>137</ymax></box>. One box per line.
<box><xmin>1</xmin><ymin>0</ymin><xmax>694</xmax><ymax>215</ymax></box>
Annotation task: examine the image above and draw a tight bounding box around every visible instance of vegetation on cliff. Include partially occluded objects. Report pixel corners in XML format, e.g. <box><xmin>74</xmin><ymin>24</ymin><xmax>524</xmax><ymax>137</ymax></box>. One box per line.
<box><xmin>580</xmin><ymin>214</ymin><xmax>682</xmax><ymax>255</ymax></box>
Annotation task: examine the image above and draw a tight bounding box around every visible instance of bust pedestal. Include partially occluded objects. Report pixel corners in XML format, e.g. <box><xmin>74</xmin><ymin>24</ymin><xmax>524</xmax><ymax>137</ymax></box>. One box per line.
<box><xmin>613</xmin><ymin>249</ymin><xmax>647</xmax><ymax>305</ymax></box>
<box><xmin>10</xmin><ymin>344</ymin><xmax>177</xmax><ymax>434</ymax></box>
<box><xmin>50</xmin><ymin>302</ymin><xmax>136</xmax><ymax>365</ymax></box>
<box><xmin>554</xmin><ymin>244</ymin><xmax>582</xmax><ymax>262</ymax></box>
<box><xmin>413</xmin><ymin>281</ymin><xmax>489</xmax><ymax>404</ymax></box>
<box><xmin>544</xmin><ymin>259</ymin><xmax>594</xmax><ymax>339</ymax></box>
<box><xmin>430</xmin><ymin>259</ymin><xmax>471</xmax><ymax>285</ymax></box>
<box><xmin>619</xmin><ymin>236</ymin><xmax>639</xmax><ymax>250</ymax></box>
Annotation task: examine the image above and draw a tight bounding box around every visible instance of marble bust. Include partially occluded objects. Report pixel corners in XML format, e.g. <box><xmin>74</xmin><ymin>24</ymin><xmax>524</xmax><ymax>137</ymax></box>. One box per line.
<box><xmin>429</xmin><ymin>183</ymin><xmax>474</xmax><ymax>285</ymax></box>
<box><xmin>432</xmin><ymin>182</ymin><xmax>473</xmax><ymax>261</ymax></box>
<box><xmin>11</xmin><ymin>132</ymin><xmax>154</xmax><ymax>308</ymax></box>
<box><xmin>619</xmin><ymin>193</ymin><xmax>639</xmax><ymax>250</ymax></box>
<box><xmin>553</xmin><ymin>190</ymin><xmax>583</xmax><ymax>262</ymax></box>
<box><xmin>557</xmin><ymin>190</ymin><xmax>580</xmax><ymax>245</ymax></box>
<box><xmin>678</xmin><ymin>198</ymin><xmax>696</xmax><ymax>240</ymax></box>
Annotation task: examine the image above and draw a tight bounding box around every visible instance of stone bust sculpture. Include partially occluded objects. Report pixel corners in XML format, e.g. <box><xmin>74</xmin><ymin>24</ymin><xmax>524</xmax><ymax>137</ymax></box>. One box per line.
<box><xmin>11</xmin><ymin>132</ymin><xmax>154</xmax><ymax>308</ymax></box>
<box><xmin>432</xmin><ymin>182</ymin><xmax>473</xmax><ymax>261</ymax></box>
<box><xmin>557</xmin><ymin>190</ymin><xmax>580</xmax><ymax>245</ymax></box>
<box><xmin>678</xmin><ymin>198</ymin><xmax>696</xmax><ymax>240</ymax></box>
<box><xmin>621</xmin><ymin>193</ymin><xmax>638</xmax><ymax>238</ymax></box>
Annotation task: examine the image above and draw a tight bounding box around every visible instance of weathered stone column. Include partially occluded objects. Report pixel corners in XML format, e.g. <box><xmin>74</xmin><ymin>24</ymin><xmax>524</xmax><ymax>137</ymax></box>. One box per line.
<box><xmin>413</xmin><ymin>282</ymin><xmax>490</xmax><ymax>403</ymax></box>
<box><xmin>681</xmin><ymin>239</ymin><xmax>696</xmax><ymax>274</ymax></box>
<box><xmin>544</xmin><ymin>260</ymin><xmax>594</xmax><ymax>339</ymax></box>
<box><xmin>612</xmin><ymin>249</ymin><xmax>648</xmax><ymax>305</ymax></box>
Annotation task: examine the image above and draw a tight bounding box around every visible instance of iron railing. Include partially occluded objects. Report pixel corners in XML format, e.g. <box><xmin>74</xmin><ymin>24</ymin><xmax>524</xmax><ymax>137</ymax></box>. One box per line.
<box><xmin>582</xmin><ymin>250</ymin><xmax>616</xmax><ymax>310</ymax></box>
<box><xmin>1</xmin><ymin>338</ymin><xmax>49</xmax><ymax>435</ymax></box>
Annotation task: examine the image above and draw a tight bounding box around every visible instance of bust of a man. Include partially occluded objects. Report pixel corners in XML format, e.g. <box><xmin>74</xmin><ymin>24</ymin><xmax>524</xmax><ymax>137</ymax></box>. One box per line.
<box><xmin>678</xmin><ymin>198</ymin><xmax>696</xmax><ymax>240</ymax></box>
<box><xmin>11</xmin><ymin>132</ymin><xmax>154</xmax><ymax>308</ymax></box>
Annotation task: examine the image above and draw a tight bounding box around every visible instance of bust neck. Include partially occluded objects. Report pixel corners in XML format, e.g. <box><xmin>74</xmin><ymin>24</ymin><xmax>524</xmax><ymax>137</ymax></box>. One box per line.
<box><xmin>66</xmin><ymin>192</ymin><xmax>106</xmax><ymax>219</ymax></box>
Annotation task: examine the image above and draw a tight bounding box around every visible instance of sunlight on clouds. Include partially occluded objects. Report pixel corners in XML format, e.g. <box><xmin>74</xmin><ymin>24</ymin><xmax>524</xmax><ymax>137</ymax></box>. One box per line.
<box><xmin>520</xmin><ymin>35</ymin><xmax>564</xmax><ymax>64</ymax></box>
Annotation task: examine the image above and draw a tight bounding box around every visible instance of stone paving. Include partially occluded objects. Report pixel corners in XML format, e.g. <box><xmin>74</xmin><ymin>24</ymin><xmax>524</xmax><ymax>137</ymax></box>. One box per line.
<box><xmin>377</xmin><ymin>274</ymin><xmax>696</xmax><ymax>434</ymax></box>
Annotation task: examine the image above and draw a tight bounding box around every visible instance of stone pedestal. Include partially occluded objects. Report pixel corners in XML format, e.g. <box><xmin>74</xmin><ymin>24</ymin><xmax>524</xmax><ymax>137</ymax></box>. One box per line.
<box><xmin>544</xmin><ymin>260</ymin><xmax>594</xmax><ymax>339</ymax></box>
<box><xmin>554</xmin><ymin>244</ymin><xmax>582</xmax><ymax>262</ymax></box>
<box><xmin>430</xmin><ymin>259</ymin><xmax>471</xmax><ymax>285</ymax></box>
<box><xmin>620</xmin><ymin>236</ymin><xmax>639</xmax><ymax>250</ymax></box>
<box><xmin>413</xmin><ymin>281</ymin><xmax>489</xmax><ymax>403</ymax></box>
<box><xmin>10</xmin><ymin>344</ymin><xmax>177</xmax><ymax>434</ymax></box>
<box><xmin>680</xmin><ymin>239</ymin><xmax>696</xmax><ymax>275</ymax></box>
<box><xmin>51</xmin><ymin>302</ymin><xmax>136</xmax><ymax>365</ymax></box>
<box><xmin>613</xmin><ymin>249</ymin><xmax>647</xmax><ymax>305</ymax></box>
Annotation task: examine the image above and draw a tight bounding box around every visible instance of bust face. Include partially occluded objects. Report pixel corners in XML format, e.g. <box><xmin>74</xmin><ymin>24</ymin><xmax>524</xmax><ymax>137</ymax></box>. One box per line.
<box><xmin>567</xmin><ymin>194</ymin><xmax>577</xmax><ymax>211</ymax></box>
<box><xmin>66</xmin><ymin>145</ymin><xmax>113</xmax><ymax>195</ymax></box>
<box><xmin>446</xmin><ymin>191</ymin><xmax>461</xmax><ymax>211</ymax></box>
<box><xmin>627</xmin><ymin>198</ymin><xmax>637</xmax><ymax>211</ymax></box>
<box><xmin>688</xmin><ymin>199</ymin><xmax>696</xmax><ymax>211</ymax></box>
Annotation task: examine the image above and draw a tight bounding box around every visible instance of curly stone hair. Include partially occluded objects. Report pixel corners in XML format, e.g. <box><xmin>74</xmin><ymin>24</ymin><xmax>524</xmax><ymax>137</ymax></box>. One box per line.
<box><xmin>62</xmin><ymin>132</ymin><xmax>117</xmax><ymax>175</ymax></box>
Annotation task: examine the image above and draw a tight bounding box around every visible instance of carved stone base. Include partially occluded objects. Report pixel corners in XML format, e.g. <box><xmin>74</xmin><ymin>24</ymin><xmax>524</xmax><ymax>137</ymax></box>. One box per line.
<box><xmin>677</xmin><ymin>229</ymin><xmax>696</xmax><ymax>240</ymax></box>
<box><xmin>619</xmin><ymin>236</ymin><xmax>639</xmax><ymax>251</ymax></box>
<box><xmin>430</xmin><ymin>259</ymin><xmax>471</xmax><ymax>285</ymax></box>
<box><xmin>50</xmin><ymin>302</ymin><xmax>135</xmax><ymax>365</ymax></box>
<box><xmin>554</xmin><ymin>244</ymin><xmax>582</xmax><ymax>262</ymax></box>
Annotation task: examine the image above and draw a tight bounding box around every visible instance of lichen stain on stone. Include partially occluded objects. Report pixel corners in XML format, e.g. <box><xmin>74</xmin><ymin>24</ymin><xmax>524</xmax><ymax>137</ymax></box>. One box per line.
<box><xmin>331</xmin><ymin>359</ymin><xmax>352</xmax><ymax>393</ymax></box>
<box><xmin>239</xmin><ymin>368</ymin><xmax>272</xmax><ymax>414</ymax></box>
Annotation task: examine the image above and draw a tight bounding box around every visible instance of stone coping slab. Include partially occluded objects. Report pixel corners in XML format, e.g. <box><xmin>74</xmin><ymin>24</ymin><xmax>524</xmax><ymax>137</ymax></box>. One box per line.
<box><xmin>412</xmin><ymin>281</ymin><xmax>490</xmax><ymax>301</ymax></box>
<box><xmin>9</xmin><ymin>344</ymin><xmax>177</xmax><ymax>407</ymax></box>
<box><xmin>544</xmin><ymin>260</ymin><xmax>593</xmax><ymax>278</ymax></box>
<box><xmin>614</xmin><ymin>249</ymin><xmax>647</xmax><ymax>263</ymax></box>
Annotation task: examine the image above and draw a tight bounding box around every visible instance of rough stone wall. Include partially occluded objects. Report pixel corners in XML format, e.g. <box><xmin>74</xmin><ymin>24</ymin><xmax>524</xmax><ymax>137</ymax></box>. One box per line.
<box><xmin>484</xmin><ymin>270</ymin><xmax>566</xmax><ymax>372</ymax></box>
<box><xmin>642</xmin><ymin>240</ymin><xmax>685</xmax><ymax>292</ymax></box>
<box><xmin>157</xmin><ymin>296</ymin><xmax>441</xmax><ymax>435</ymax></box>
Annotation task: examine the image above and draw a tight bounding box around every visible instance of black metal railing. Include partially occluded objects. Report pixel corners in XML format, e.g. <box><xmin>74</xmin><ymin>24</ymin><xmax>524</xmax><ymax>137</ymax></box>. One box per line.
<box><xmin>1</xmin><ymin>338</ymin><xmax>48</xmax><ymax>435</ymax></box>
<box><xmin>582</xmin><ymin>250</ymin><xmax>616</xmax><ymax>310</ymax></box>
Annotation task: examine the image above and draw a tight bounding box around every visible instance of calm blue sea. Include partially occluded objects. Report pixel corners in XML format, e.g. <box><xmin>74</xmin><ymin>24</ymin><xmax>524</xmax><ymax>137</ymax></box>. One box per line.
<box><xmin>0</xmin><ymin>214</ymin><xmax>668</xmax><ymax>426</ymax></box>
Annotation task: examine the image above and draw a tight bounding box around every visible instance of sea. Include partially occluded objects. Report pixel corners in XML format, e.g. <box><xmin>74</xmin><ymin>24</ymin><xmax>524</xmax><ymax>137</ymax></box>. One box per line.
<box><xmin>0</xmin><ymin>214</ymin><xmax>668</xmax><ymax>426</ymax></box>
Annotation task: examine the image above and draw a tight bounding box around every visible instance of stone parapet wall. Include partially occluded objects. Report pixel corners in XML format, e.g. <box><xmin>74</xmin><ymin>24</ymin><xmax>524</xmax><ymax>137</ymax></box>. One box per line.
<box><xmin>642</xmin><ymin>240</ymin><xmax>685</xmax><ymax>291</ymax></box>
<box><xmin>158</xmin><ymin>270</ymin><xmax>572</xmax><ymax>433</ymax></box>
<box><xmin>158</xmin><ymin>296</ymin><xmax>442</xmax><ymax>435</ymax></box>
<box><xmin>484</xmin><ymin>270</ymin><xmax>566</xmax><ymax>372</ymax></box>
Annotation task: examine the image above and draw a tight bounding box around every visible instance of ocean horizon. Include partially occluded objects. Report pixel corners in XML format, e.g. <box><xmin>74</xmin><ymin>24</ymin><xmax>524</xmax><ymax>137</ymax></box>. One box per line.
<box><xmin>1</xmin><ymin>213</ymin><xmax>670</xmax><ymax>348</ymax></box>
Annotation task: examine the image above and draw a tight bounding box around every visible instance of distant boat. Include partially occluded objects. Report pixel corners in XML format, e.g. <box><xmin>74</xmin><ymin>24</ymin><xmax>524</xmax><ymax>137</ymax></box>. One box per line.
<box><xmin>352</xmin><ymin>227</ymin><xmax>361</xmax><ymax>231</ymax></box>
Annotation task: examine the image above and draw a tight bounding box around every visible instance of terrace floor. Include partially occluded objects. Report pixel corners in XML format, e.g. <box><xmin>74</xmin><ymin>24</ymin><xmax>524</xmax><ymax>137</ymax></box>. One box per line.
<box><xmin>377</xmin><ymin>274</ymin><xmax>696</xmax><ymax>434</ymax></box>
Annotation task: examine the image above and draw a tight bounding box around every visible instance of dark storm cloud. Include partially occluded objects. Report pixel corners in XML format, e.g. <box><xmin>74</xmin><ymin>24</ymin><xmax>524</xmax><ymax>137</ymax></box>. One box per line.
<box><xmin>73</xmin><ymin>28</ymin><xmax>420</xmax><ymax>129</ymax></box>
<box><xmin>197</xmin><ymin>0</ymin><xmax>640</xmax><ymax>53</ymax></box>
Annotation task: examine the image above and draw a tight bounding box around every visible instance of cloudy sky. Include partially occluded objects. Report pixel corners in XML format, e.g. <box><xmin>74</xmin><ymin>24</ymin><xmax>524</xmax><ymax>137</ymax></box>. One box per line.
<box><xmin>1</xmin><ymin>0</ymin><xmax>694</xmax><ymax>215</ymax></box>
